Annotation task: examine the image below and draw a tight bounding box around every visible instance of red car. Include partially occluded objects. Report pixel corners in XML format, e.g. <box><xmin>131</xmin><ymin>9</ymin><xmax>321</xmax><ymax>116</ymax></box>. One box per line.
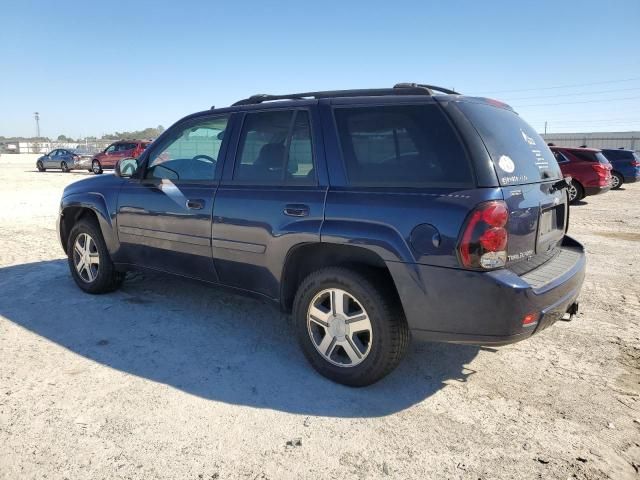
<box><xmin>550</xmin><ymin>146</ymin><xmax>612</xmax><ymax>203</ymax></box>
<box><xmin>91</xmin><ymin>140</ymin><xmax>150</xmax><ymax>174</ymax></box>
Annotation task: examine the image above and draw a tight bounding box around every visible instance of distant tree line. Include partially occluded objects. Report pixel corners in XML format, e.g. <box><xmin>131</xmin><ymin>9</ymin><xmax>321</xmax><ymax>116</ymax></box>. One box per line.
<box><xmin>0</xmin><ymin>125</ymin><xmax>165</xmax><ymax>143</ymax></box>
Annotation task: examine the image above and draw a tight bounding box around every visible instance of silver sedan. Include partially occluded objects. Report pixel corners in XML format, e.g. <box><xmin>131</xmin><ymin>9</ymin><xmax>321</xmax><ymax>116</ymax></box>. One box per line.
<box><xmin>36</xmin><ymin>149</ymin><xmax>93</xmax><ymax>172</ymax></box>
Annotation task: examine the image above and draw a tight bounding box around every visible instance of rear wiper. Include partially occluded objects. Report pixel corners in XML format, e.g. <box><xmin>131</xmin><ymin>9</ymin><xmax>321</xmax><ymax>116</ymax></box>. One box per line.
<box><xmin>551</xmin><ymin>177</ymin><xmax>572</xmax><ymax>193</ymax></box>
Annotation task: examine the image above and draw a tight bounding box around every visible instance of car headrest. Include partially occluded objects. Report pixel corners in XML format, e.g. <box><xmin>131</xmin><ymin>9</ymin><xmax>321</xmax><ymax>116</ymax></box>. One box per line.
<box><xmin>255</xmin><ymin>143</ymin><xmax>285</xmax><ymax>169</ymax></box>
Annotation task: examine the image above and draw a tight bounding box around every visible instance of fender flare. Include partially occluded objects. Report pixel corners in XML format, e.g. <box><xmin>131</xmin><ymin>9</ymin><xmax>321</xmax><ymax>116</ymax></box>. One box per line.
<box><xmin>59</xmin><ymin>192</ymin><xmax>120</xmax><ymax>254</ymax></box>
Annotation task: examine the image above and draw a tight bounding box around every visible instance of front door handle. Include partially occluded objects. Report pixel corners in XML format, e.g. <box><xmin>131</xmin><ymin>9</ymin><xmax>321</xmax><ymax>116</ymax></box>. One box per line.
<box><xmin>186</xmin><ymin>199</ymin><xmax>205</xmax><ymax>210</ymax></box>
<box><xmin>284</xmin><ymin>204</ymin><xmax>310</xmax><ymax>217</ymax></box>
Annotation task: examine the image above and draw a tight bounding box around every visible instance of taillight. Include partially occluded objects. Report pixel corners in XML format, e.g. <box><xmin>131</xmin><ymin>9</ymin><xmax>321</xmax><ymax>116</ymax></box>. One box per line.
<box><xmin>73</xmin><ymin>155</ymin><xmax>79</xmax><ymax>161</ymax></box>
<box><xmin>631</xmin><ymin>160</ymin><xmax>640</xmax><ymax>167</ymax></box>
<box><xmin>592</xmin><ymin>164</ymin><xmax>610</xmax><ymax>177</ymax></box>
<box><xmin>458</xmin><ymin>201</ymin><xmax>509</xmax><ymax>270</ymax></box>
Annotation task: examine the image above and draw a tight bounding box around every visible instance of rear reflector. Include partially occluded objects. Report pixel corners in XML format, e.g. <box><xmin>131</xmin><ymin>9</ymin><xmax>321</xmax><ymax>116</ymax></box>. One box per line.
<box><xmin>522</xmin><ymin>313</ymin><xmax>539</xmax><ymax>326</ymax></box>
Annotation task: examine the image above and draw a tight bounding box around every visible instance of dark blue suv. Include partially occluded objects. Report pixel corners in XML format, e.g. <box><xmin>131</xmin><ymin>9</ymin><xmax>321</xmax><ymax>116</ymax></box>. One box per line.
<box><xmin>600</xmin><ymin>148</ymin><xmax>640</xmax><ymax>189</ymax></box>
<box><xmin>57</xmin><ymin>84</ymin><xmax>585</xmax><ymax>386</ymax></box>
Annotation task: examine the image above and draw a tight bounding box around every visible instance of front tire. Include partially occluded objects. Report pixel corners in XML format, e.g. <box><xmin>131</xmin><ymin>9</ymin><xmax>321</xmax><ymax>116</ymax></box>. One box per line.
<box><xmin>67</xmin><ymin>219</ymin><xmax>124</xmax><ymax>294</ymax></box>
<box><xmin>92</xmin><ymin>160</ymin><xmax>103</xmax><ymax>175</ymax></box>
<box><xmin>61</xmin><ymin>161</ymin><xmax>69</xmax><ymax>172</ymax></box>
<box><xmin>611</xmin><ymin>172</ymin><xmax>623</xmax><ymax>190</ymax></box>
<box><xmin>293</xmin><ymin>267</ymin><xmax>409</xmax><ymax>387</ymax></box>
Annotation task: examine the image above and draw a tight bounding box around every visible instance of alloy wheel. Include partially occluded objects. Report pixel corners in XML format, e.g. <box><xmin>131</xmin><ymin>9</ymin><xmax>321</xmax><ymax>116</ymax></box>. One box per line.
<box><xmin>611</xmin><ymin>175</ymin><xmax>620</xmax><ymax>188</ymax></box>
<box><xmin>568</xmin><ymin>183</ymin><xmax>578</xmax><ymax>202</ymax></box>
<box><xmin>92</xmin><ymin>161</ymin><xmax>101</xmax><ymax>174</ymax></box>
<box><xmin>73</xmin><ymin>233</ymin><xmax>100</xmax><ymax>282</ymax></box>
<box><xmin>307</xmin><ymin>288</ymin><xmax>373</xmax><ymax>367</ymax></box>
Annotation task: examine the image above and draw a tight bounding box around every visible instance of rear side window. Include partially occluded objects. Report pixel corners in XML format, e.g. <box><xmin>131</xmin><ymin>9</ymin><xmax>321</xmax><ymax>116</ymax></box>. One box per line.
<box><xmin>570</xmin><ymin>150</ymin><xmax>610</xmax><ymax>164</ymax></box>
<box><xmin>334</xmin><ymin>104</ymin><xmax>472</xmax><ymax>187</ymax></box>
<box><xmin>457</xmin><ymin>102</ymin><xmax>562</xmax><ymax>185</ymax></box>
<box><xmin>553</xmin><ymin>151</ymin><xmax>569</xmax><ymax>163</ymax></box>
<box><xmin>602</xmin><ymin>149</ymin><xmax>623</xmax><ymax>161</ymax></box>
<box><xmin>234</xmin><ymin>109</ymin><xmax>314</xmax><ymax>184</ymax></box>
<box><xmin>603</xmin><ymin>149</ymin><xmax>634</xmax><ymax>161</ymax></box>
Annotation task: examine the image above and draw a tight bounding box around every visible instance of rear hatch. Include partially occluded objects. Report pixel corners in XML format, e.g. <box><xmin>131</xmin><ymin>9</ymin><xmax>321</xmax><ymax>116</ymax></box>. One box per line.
<box><xmin>455</xmin><ymin>100</ymin><xmax>567</xmax><ymax>275</ymax></box>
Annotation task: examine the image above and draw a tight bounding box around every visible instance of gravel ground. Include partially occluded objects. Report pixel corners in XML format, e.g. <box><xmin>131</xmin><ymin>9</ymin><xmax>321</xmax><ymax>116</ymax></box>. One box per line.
<box><xmin>0</xmin><ymin>155</ymin><xmax>638</xmax><ymax>480</ymax></box>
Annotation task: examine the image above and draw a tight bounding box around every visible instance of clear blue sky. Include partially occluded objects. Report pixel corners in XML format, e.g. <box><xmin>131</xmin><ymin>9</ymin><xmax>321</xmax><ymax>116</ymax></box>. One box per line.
<box><xmin>1</xmin><ymin>0</ymin><xmax>639</xmax><ymax>138</ymax></box>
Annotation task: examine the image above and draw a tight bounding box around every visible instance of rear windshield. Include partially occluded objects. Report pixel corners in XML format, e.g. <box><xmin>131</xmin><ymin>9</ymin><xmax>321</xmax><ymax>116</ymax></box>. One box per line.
<box><xmin>457</xmin><ymin>102</ymin><xmax>562</xmax><ymax>185</ymax></box>
<box><xmin>334</xmin><ymin>104</ymin><xmax>473</xmax><ymax>187</ymax></box>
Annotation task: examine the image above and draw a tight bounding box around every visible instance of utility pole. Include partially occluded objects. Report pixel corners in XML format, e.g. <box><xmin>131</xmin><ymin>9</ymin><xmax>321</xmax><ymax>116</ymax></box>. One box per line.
<box><xmin>544</xmin><ymin>121</ymin><xmax>547</xmax><ymax>135</ymax></box>
<box><xmin>34</xmin><ymin>112</ymin><xmax>40</xmax><ymax>138</ymax></box>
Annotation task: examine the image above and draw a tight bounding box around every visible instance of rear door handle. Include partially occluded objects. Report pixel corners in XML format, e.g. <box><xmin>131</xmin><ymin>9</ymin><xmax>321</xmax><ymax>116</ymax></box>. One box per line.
<box><xmin>284</xmin><ymin>204</ymin><xmax>310</xmax><ymax>217</ymax></box>
<box><xmin>186</xmin><ymin>199</ymin><xmax>205</xmax><ymax>210</ymax></box>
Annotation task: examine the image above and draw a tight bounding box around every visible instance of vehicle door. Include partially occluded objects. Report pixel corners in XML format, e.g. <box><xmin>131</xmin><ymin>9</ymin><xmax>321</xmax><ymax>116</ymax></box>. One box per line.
<box><xmin>44</xmin><ymin>149</ymin><xmax>59</xmax><ymax>168</ymax></box>
<box><xmin>116</xmin><ymin>114</ymin><xmax>231</xmax><ymax>281</ymax></box>
<box><xmin>100</xmin><ymin>144</ymin><xmax>117</xmax><ymax>167</ymax></box>
<box><xmin>59</xmin><ymin>149</ymin><xmax>72</xmax><ymax>167</ymax></box>
<box><xmin>211</xmin><ymin>106</ymin><xmax>327</xmax><ymax>298</ymax></box>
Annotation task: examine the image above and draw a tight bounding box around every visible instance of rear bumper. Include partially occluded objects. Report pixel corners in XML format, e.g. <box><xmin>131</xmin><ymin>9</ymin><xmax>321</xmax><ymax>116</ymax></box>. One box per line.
<box><xmin>388</xmin><ymin>236</ymin><xmax>586</xmax><ymax>346</ymax></box>
<box><xmin>584</xmin><ymin>185</ymin><xmax>610</xmax><ymax>196</ymax></box>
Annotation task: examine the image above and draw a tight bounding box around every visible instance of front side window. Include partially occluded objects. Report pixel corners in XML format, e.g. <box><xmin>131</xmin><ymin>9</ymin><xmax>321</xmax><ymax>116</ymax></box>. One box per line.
<box><xmin>105</xmin><ymin>145</ymin><xmax>116</xmax><ymax>154</ymax></box>
<box><xmin>334</xmin><ymin>104</ymin><xmax>472</xmax><ymax>187</ymax></box>
<box><xmin>234</xmin><ymin>110</ymin><xmax>314</xmax><ymax>184</ymax></box>
<box><xmin>146</xmin><ymin>115</ymin><xmax>229</xmax><ymax>181</ymax></box>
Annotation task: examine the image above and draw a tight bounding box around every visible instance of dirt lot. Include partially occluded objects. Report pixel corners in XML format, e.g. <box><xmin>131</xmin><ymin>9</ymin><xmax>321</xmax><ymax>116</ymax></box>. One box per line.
<box><xmin>0</xmin><ymin>154</ymin><xmax>638</xmax><ymax>480</ymax></box>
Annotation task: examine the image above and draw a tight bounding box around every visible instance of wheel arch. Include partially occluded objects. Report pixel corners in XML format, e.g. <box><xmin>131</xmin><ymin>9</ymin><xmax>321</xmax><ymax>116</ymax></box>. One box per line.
<box><xmin>280</xmin><ymin>242</ymin><xmax>404</xmax><ymax>314</ymax></box>
<box><xmin>59</xmin><ymin>194</ymin><xmax>118</xmax><ymax>255</ymax></box>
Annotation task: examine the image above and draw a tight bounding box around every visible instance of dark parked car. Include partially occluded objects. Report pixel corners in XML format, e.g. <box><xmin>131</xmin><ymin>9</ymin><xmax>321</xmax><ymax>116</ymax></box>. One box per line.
<box><xmin>600</xmin><ymin>148</ymin><xmax>640</xmax><ymax>189</ymax></box>
<box><xmin>91</xmin><ymin>140</ymin><xmax>150</xmax><ymax>174</ymax></box>
<box><xmin>550</xmin><ymin>146</ymin><xmax>612</xmax><ymax>203</ymax></box>
<box><xmin>57</xmin><ymin>84</ymin><xmax>585</xmax><ymax>386</ymax></box>
<box><xmin>36</xmin><ymin>149</ymin><xmax>91</xmax><ymax>172</ymax></box>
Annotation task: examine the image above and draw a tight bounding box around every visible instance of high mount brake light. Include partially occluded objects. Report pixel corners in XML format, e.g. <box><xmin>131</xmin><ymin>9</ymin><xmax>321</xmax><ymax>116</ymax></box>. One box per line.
<box><xmin>458</xmin><ymin>201</ymin><xmax>509</xmax><ymax>270</ymax></box>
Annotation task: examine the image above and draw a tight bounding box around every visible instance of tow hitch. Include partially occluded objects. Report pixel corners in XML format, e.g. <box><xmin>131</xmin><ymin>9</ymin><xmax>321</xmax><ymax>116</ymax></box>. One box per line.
<box><xmin>561</xmin><ymin>302</ymin><xmax>579</xmax><ymax>321</ymax></box>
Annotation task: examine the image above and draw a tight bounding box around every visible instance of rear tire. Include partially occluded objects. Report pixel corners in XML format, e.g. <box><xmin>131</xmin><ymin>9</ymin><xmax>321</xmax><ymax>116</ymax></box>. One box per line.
<box><xmin>92</xmin><ymin>160</ymin><xmax>103</xmax><ymax>175</ymax></box>
<box><xmin>61</xmin><ymin>161</ymin><xmax>69</xmax><ymax>172</ymax></box>
<box><xmin>36</xmin><ymin>161</ymin><xmax>45</xmax><ymax>172</ymax></box>
<box><xmin>568</xmin><ymin>180</ymin><xmax>584</xmax><ymax>204</ymax></box>
<box><xmin>293</xmin><ymin>267</ymin><xmax>409</xmax><ymax>387</ymax></box>
<box><xmin>67</xmin><ymin>219</ymin><xmax>124</xmax><ymax>294</ymax></box>
<box><xmin>611</xmin><ymin>172</ymin><xmax>623</xmax><ymax>190</ymax></box>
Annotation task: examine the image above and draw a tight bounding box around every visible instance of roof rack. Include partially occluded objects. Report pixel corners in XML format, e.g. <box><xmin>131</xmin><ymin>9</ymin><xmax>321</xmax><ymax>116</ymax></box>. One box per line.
<box><xmin>230</xmin><ymin>83</ymin><xmax>461</xmax><ymax>106</ymax></box>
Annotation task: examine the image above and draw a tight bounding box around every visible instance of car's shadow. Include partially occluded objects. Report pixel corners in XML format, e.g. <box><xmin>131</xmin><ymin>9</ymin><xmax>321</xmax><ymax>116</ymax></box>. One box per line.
<box><xmin>0</xmin><ymin>260</ymin><xmax>480</xmax><ymax>418</ymax></box>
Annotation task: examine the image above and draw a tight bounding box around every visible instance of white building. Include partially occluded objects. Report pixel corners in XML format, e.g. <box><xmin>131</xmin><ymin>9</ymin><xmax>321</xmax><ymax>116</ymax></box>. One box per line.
<box><xmin>541</xmin><ymin>131</ymin><xmax>639</xmax><ymax>152</ymax></box>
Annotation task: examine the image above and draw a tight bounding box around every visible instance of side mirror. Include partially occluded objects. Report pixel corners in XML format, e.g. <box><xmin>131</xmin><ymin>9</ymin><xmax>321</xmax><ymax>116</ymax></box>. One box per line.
<box><xmin>115</xmin><ymin>157</ymin><xmax>139</xmax><ymax>178</ymax></box>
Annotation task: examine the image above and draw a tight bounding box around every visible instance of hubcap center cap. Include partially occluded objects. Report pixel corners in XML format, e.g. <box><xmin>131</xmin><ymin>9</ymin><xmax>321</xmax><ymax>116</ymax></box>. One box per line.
<box><xmin>329</xmin><ymin>315</ymin><xmax>347</xmax><ymax>339</ymax></box>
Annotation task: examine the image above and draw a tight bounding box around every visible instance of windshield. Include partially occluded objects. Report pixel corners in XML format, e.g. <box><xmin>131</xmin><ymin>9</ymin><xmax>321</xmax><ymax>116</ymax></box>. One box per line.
<box><xmin>457</xmin><ymin>102</ymin><xmax>562</xmax><ymax>185</ymax></box>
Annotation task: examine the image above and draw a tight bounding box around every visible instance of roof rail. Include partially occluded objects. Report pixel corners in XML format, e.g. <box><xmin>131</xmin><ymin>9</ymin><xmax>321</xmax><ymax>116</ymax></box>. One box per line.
<box><xmin>393</xmin><ymin>83</ymin><xmax>460</xmax><ymax>95</ymax></box>
<box><xmin>231</xmin><ymin>83</ymin><xmax>461</xmax><ymax>106</ymax></box>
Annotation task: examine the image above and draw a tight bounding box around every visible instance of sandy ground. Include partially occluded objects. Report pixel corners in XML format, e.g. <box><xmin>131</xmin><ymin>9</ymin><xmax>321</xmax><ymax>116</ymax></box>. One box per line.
<box><xmin>0</xmin><ymin>154</ymin><xmax>638</xmax><ymax>480</ymax></box>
